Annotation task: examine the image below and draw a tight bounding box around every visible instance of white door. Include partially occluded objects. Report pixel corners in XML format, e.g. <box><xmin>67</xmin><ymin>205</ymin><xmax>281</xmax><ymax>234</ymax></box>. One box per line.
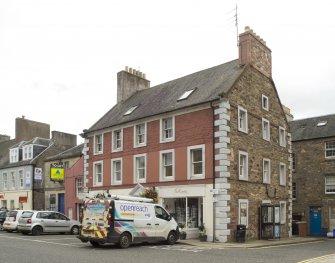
<box><xmin>154</xmin><ymin>206</ymin><xmax>172</xmax><ymax>240</ymax></box>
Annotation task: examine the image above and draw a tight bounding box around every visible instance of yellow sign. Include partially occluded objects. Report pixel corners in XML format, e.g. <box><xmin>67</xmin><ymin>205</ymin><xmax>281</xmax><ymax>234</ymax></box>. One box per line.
<box><xmin>50</xmin><ymin>163</ymin><xmax>64</xmax><ymax>181</ymax></box>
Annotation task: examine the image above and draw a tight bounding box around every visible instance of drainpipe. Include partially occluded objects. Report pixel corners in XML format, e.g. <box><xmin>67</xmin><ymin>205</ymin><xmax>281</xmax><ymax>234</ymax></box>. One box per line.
<box><xmin>211</xmin><ymin>102</ymin><xmax>216</xmax><ymax>243</ymax></box>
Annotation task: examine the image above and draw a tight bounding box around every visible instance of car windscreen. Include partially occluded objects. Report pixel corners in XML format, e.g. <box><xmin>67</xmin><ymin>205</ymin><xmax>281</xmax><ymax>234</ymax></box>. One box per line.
<box><xmin>84</xmin><ymin>201</ymin><xmax>108</xmax><ymax>219</ymax></box>
<box><xmin>7</xmin><ymin>211</ymin><xmax>17</xmax><ymax>217</ymax></box>
<box><xmin>21</xmin><ymin>211</ymin><xmax>34</xmax><ymax>218</ymax></box>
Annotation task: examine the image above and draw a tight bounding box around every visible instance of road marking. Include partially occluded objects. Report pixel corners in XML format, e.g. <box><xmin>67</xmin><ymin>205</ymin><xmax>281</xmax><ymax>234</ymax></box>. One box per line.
<box><xmin>33</xmin><ymin>237</ymin><xmax>77</xmax><ymax>241</ymax></box>
<box><xmin>250</xmin><ymin>240</ymin><xmax>325</xmax><ymax>249</ymax></box>
<box><xmin>0</xmin><ymin>235</ymin><xmax>83</xmax><ymax>247</ymax></box>
<box><xmin>148</xmin><ymin>244</ymin><xmax>213</xmax><ymax>253</ymax></box>
<box><xmin>296</xmin><ymin>254</ymin><xmax>335</xmax><ymax>263</ymax></box>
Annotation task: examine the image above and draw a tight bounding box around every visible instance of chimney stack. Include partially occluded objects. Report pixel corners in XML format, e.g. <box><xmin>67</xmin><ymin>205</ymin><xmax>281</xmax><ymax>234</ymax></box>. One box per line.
<box><xmin>239</xmin><ymin>26</ymin><xmax>272</xmax><ymax>78</ymax></box>
<box><xmin>117</xmin><ymin>66</ymin><xmax>150</xmax><ymax>103</ymax></box>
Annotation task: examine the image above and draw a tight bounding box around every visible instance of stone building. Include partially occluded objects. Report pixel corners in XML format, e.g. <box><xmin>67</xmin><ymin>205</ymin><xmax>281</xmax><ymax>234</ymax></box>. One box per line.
<box><xmin>290</xmin><ymin>114</ymin><xmax>335</xmax><ymax>236</ymax></box>
<box><xmin>82</xmin><ymin>27</ymin><xmax>291</xmax><ymax>242</ymax></box>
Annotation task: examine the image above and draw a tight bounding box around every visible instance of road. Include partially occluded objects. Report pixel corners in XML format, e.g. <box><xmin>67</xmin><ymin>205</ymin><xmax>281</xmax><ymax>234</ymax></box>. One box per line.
<box><xmin>0</xmin><ymin>231</ymin><xmax>335</xmax><ymax>263</ymax></box>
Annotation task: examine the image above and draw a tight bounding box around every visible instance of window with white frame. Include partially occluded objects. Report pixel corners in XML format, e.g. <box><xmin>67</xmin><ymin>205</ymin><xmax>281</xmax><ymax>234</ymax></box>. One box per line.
<box><xmin>238</xmin><ymin>151</ymin><xmax>248</xmax><ymax>181</ymax></box>
<box><xmin>279</xmin><ymin>127</ymin><xmax>286</xmax><ymax>147</ymax></box>
<box><xmin>112</xmin><ymin>129</ymin><xmax>123</xmax><ymax>152</ymax></box>
<box><xmin>134</xmin><ymin>123</ymin><xmax>146</xmax><ymax>147</ymax></box>
<box><xmin>178</xmin><ymin>89</ymin><xmax>195</xmax><ymax>101</ymax></box>
<box><xmin>94</xmin><ymin>134</ymin><xmax>103</xmax><ymax>154</ymax></box>
<box><xmin>10</xmin><ymin>171</ymin><xmax>15</xmax><ymax>189</ymax></box>
<box><xmin>262</xmin><ymin>118</ymin><xmax>270</xmax><ymax>141</ymax></box>
<box><xmin>262</xmin><ymin>94</ymin><xmax>269</xmax><ymax>111</ymax></box>
<box><xmin>263</xmin><ymin>159</ymin><xmax>271</xmax><ymax>184</ymax></box>
<box><xmin>75</xmin><ymin>178</ymin><xmax>83</xmax><ymax>197</ymax></box>
<box><xmin>111</xmin><ymin>158</ymin><xmax>122</xmax><ymax>185</ymax></box>
<box><xmin>187</xmin><ymin>145</ymin><xmax>205</xmax><ymax>179</ymax></box>
<box><xmin>292</xmin><ymin>182</ymin><xmax>297</xmax><ymax>199</ymax></box>
<box><xmin>134</xmin><ymin>154</ymin><xmax>146</xmax><ymax>183</ymax></box>
<box><xmin>93</xmin><ymin>161</ymin><xmax>103</xmax><ymax>186</ymax></box>
<box><xmin>238</xmin><ymin>199</ymin><xmax>249</xmax><ymax>227</ymax></box>
<box><xmin>160</xmin><ymin>150</ymin><xmax>174</xmax><ymax>181</ymax></box>
<box><xmin>19</xmin><ymin>170</ymin><xmax>24</xmax><ymax>189</ymax></box>
<box><xmin>160</xmin><ymin>117</ymin><xmax>175</xmax><ymax>142</ymax></box>
<box><xmin>280</xmin><ymin>201</ymin><xmax>286</xmax><ymax>224</ymax></box>
<box><xmin>325</xmin><ymin>141</ymin><xmax>335</xmax><ymax>158</ymax></box>
<box><xmin>238</xmin><ymin>106</ymin><xmax>248</xmax><ymax>133</ymax></box>
<box><xmin>325</xmin><ymin>175</ymin><xmax>335</xmax><ymax>194</ymax></box>
<box><xmin>279</xmin><ymin>162</ymin><xmax>286</xmax><ymax>186</ymax></box>
<box><xmin>3</xmin><ymin>173</ymin><xmax>8</xmax><ymax>190</ymax></box>
<box><xmin>23</xmin><ymin>145</ymin><xmax>33</xmax><ymax>160</ymax></box>
<box><xmin>9</xmin><ymin>148</ymin><xmax>18</xmax><ymax>163</ymax></box>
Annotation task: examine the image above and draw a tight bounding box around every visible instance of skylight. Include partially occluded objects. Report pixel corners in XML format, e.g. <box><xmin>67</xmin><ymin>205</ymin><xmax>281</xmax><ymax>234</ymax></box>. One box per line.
<box><xmin>124</xmin><ymin>106</ymin><xmax>138</xmax><ymax>116</ymax></box>
<box><xmin>178</xmin><ymin>89</ymin><xmax>195</xmax><ymax>101</ymax></box>
<box><xmin>317</xmin><ymin>121</ymin><xmax>327</xmax><ymax>127</ymax></box>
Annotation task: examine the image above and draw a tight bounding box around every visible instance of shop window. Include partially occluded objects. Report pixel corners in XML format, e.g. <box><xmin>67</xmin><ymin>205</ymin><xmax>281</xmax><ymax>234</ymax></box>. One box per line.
<box><xmin>238</xmin><ymin>199</ymin><xmax>249</xmax><ymax>227</ymax></box>
<box><xmin>163</xmin><ymin>197</ymin><xmax>203</xmax><ymax>229</ymax></box>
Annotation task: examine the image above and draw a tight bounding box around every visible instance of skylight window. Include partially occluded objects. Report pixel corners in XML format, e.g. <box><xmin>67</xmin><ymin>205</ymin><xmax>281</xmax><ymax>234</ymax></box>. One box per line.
<box><xmin>317</xmin><ymin>121</ymin><xmax>327</xmax><ymax>127</ymax></box>
<box><xmin>178</xmin><ymin>89</ymin><xmax>195</xmax><ymax>101</ymax></box>
<box><xmin>124</xmin><ymin>106</ymin><xmax>138</xmax><ymax>116</ymax></box>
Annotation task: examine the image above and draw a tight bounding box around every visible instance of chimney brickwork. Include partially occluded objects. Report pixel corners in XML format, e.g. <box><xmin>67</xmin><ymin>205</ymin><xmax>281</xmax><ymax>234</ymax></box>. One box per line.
<box><xmin>239</xmin><ymin>26</ymin><xmax>272</xmax><ymax>78</ymax></box>
<box><xmin>15</xmin><ymin>117</ymin><xmax>50</xmax><ymax>141</ymax></box>
<box><xmin>117</xmin><ymin>67</ymin><xmax>150</xmax><ymax>103</ymax></box>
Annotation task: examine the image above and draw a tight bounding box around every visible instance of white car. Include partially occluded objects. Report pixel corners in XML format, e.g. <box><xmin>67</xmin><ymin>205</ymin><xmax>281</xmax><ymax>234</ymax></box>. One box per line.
<box><xmin>3</xmin><ymin>210</ymin><xmax>33</xmax><ymax>232</ymax></box>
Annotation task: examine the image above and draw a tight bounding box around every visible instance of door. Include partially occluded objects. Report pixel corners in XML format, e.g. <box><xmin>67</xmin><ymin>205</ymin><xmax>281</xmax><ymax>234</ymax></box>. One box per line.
<box><xmin>58</xmin><ymin>193</ymin><xmax>65</xmax><ymax>214</ymax></box>
<box><xmin>154</xmin><ymin>206</ymin><xmax>172</xmax><ymax>240</ymax></box>
<box><xmin>310</xmin><ymin>207</ymin><xmax>321</xmax><ymax>236</ymax></box>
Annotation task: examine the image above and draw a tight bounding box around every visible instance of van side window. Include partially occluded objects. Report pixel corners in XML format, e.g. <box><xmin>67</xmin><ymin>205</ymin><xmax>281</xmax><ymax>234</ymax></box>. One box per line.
<box><xmin>155</xmin><ymin>206</ymin><xmax>169</xmax><ymax>221</ymax></box>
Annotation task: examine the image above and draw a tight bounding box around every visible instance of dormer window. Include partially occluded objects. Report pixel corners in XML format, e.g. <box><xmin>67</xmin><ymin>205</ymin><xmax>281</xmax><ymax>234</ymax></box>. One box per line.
<box><xmin>9</xmin><ymin>148</ymin><xmax>19</xmax><ymax>163</ymax></box>
<box><xmin>23</xmin><ymin>145</ymin><xmax>33</xmax><ymax>160</ymax></box>
<box><xmin>124</xmin><ymin>106</ymin><xmax>138</xmax><ymax>116</ymax></box>
<box><xmin>178</xmin><ymin>89</ymin><xmax>195</xmax><ymax>101</ymax></box>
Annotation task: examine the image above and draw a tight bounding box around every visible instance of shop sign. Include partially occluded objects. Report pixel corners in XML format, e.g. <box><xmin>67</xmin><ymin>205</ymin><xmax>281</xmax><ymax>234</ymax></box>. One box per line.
<box><xmin>0</xmin><ymin>194</ymin><xmax>4</xmax><ymax>199</ymax></box>
<box><xmin>19</xmin><ymin>196</ymin><xmax>28</xmax><ymax>203</ymax></box>
<box><xmin>34</xmin><ymin>167</ymin><xmax>42</xmax><ymax>182</ymax></box>
<box><xmin>50</xmin><ymin>163</ymin><xmax>64</xmax><ymax>181</ymax></box>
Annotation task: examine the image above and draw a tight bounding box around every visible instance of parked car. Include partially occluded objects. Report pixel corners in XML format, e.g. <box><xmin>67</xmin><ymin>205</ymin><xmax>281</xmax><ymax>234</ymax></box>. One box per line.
<box><xmin>3</xmin><ymin>210</ymin><xmax>33</xmax><ymax>232</ymax></box>
<box><xmin>18</xmin><ymin>211</ymin><xmax>80</xmax><ymax>236</ymax></box>
<box><xmin>0</xmin><ymin>210</ymin><xmax>7</xmax><ymax>230</ymax></box>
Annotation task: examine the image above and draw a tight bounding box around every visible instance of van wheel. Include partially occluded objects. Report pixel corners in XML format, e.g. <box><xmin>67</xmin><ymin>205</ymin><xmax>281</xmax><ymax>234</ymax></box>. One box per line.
<box><xmin>71</xmin><ymin>226</ymin><xmax>79</xmax><ymax>235</ymax></box>
<box><xmin>119</xmin><ymin>233</ymin><xmax>131</xmax><ymax>249</ymax></box>
<box><xmin>90</xmin><ymin>241</ymin><xmax>100</xmax><ymax>247</ymax></box>
<box><xmin>32</xmin><ymin>226</ymin><xmax>42</xmax><ymax>236</ymax></box>
<box><xmin>167</xmin><ymin>231</ymin><xmax>177</xmax><ymax>245</ymax></box>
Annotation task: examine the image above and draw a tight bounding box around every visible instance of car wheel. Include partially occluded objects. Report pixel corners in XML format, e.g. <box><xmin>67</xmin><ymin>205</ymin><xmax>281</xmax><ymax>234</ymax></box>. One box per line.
<box><xmin>90</xmin><ymin>241</ymin><xmax>100</xmax><ymax>247</ymax></box>
<box><xmin>32</xmin><ymin>226</ymin><xmax>42</xmax><ymax>236</ymax></box>
<box><xmin>166</xmin><ymin>231</ymin><xmax>177</xmax><ymax>245</ymax></box>
<box><xmin>71</xmin><ymin>226</ymin><xmax>79</xmax><ymax>235</ymax></box>
<box><xmin>6</xmin><ymin>230</ymin><xmax>13</xmax><ymax>233</ymax></box>
<box><xmin>119</xmin><ymin>233</ymin><xmax>131</xmax><ymax>249</ymax></box>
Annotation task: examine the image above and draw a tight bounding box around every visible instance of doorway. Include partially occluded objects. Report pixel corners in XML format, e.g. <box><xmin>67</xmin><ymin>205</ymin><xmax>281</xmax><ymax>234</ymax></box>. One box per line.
<box><xmin>309</xmin><ymin>207</ymin><xmax>321</xmax><ymax>236</ymax></box>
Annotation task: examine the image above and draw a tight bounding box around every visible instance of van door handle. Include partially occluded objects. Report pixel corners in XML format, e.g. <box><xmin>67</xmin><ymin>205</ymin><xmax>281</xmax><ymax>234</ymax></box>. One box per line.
<box><xmin>155</xmin><ymin>223</ymin><xmax>159</xmax><ymax>226</ymax></box>
<box><xmin>147</xmin><ymin>223</ymin><xmax>151</xmax><ymax>226</ymax></box>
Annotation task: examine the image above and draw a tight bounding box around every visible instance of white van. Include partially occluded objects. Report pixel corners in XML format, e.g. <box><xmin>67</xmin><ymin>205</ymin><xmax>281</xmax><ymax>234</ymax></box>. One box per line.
<box><xmin>77</xmin><ymin>195</ymin><xmax>179</xmax><ymax>248</ymax></box>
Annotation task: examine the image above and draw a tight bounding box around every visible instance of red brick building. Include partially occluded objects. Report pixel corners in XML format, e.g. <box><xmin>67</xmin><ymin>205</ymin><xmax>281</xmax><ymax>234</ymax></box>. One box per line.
<box><xmin>82</xmin><ymin>27</ymin><xmax>291</xmax><ymax>242</ymax></box>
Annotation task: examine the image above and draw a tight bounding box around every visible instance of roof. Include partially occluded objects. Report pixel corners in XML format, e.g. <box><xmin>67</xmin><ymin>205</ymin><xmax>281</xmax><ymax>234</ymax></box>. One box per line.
<box><xmin>87</xmin><ymin>59</ymin><xmax>244</xmax><ymax>133</ymax></box>
<box><xmin>45</xmin><ymin>143</ymin><xmax>84</xmax><ymax>161</ymax></box>
<box><xmin>0</xmin><ymin>139</ymin><xmax>18</xmax><ymax>167</ymax></box>
<box><xmin>289</xmin><ymin>114</ymin><xmax>335</xmax><ymax>141</ymax></box>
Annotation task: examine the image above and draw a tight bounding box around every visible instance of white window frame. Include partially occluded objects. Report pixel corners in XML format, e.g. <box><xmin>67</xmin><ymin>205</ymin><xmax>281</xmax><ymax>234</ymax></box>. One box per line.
<box><xmin>10</xmin><ymin>148</ymin><xmax>18</xmax><ymax>163</ymax></box>
<box><xmin>160</xmin><ymin>116</ymin><xmax>175</xmax><ymax>143</ymax></box>
<box><xmin>325</xmin><ymin>141</ymin><xmax>335</xmax><ymax>159</ymax></box>
<box><xmin>325</xmin><ymin>175</ymin><xmax>335</xmax><ymax>194</ymax></box>
<box><xmin>134</xmin><ymin>154</ymin><xmax>147</xmax><ymax>183</ymax></box>
<box><xmin>238</xmin><ymin>151</ymin><xmax>248</xmax><ymax>181</ymax></box>
<box><xmin>238</xmin><ymin>106</ymin><xmax>248</xmax><ymax>133</ymax></box>
<box><xmin>279</xmin><ymin>127</ymin><xmax>286</xmax><ymax>147</ymax></box>
<box><xmin>93</xmin><ymin>161</ymin><xmax>103</xmax><ymax>187</ymax></box>
<box><xmin>112</xmin><ymin>129</ymin><xmax>123</xmax><ymax>152</ymax></box>
<box><xmin>94</xmin><ymin>134</ymin><xmax>103</xmax><ymax>155</ymax></box>
<box><xmin>178</xmin><ymin>89</ymin><xmax>195</xmax><ymax>101</ymax></box>
<box><xmin>10</xmin><ymin>171</ymin><xmax>15</xmax><ymax>190</ymax></box>
<box><xmin>19</xmin><ymin>170</ymin><xmax>24</xmax><ymax>189</ymax></box>
<box><xmin>134</xmin><ymin>123</ymin><xmax>147</xmax><ymax>148</ymax></box>
<box><xmin>262</xmin><ymin>94</ymin><xmax>269</xmax><ymax>111</ymax></box>
<box><xmin>280</xmin><ymin>201</ymin><xmax>286</xmax><ymax>224</ymax></box>
<box><xmin>238</xmin><ymin>199</ymin><xmax>249</xmax><ymax>227</ymax></box>
<box><xmin>23</xmin><ymin>145</ymin><xmax>33</xmax><ymax>160</ymax></box>
<box><xmin>263</xmin><ymin>158</ymin><xmax>271</xmax><ymax>184</ymax></box>
<box><xmin>160</xmin><ymin>149</ymin><xmax>175</xmax><ymax>182</ymax></box>
<box><xmin>75</xmin><ymin>178</ymin><xmax>83</xmax><ymax>198</ymax></box>
<box><xmin>279</xmin><ymin>162</ymin><xmax>286</xmax><ymax>186</ymax></box>
<box><xmin>262</xmin><ymin>118</ymin><xmax>270</xmax><ymax>141</ymax></box>
<box><xmin>187</xmin><ymin>144</ymin><xmax>205</xmax><ymax>180</ymax></box>
<box><xmin>3</xmin><ymin>172</ymin><xmax>8</xmax><ymax>190</ymax></box>
<box><xmin>111</xmin><ymin>158</ymin><xmax>122</xmax><ymax>185</ymax></box>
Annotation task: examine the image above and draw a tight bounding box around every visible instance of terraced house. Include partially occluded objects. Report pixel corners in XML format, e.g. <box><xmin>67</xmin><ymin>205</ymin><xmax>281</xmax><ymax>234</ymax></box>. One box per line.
<box><xmin>82</xmin><ymin>27</ymin><xmax>292</xmax><ymax>242</ymax></box>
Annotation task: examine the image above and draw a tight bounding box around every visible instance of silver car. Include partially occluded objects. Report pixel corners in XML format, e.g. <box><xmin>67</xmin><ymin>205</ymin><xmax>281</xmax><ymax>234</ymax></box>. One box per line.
<box><xmin>18</xmin><ymin>211</ymin><xmax>80</xmax><ymax>235</ymax></box>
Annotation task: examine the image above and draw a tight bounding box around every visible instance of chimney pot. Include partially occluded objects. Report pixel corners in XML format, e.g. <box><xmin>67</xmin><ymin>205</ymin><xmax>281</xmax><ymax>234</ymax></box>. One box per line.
<box><xmin>125</xmin><ymin>66</ymin><xmax>129</xmax><ymax>72</ymax></box>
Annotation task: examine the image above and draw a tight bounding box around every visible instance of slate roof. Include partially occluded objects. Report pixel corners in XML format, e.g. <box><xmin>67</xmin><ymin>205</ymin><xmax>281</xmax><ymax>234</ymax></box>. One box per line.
<box><xmin>289</xmin><ymin>114</ymin><xmax>335</xmax><ymax>141</ymax></box>
<box><xmin>87</xmin><ymin>59</ymin><xmax>244</xmax><ymax>133</ymax></box>
<box><xmin>0</xmin><ymin>139</ymin><xmax>18</xmax><ymax>167</ymax></box>
<box><xmin>45</xmin><ymin>143</ymin><xmax>84</xmax><ymax>161</ymax></box>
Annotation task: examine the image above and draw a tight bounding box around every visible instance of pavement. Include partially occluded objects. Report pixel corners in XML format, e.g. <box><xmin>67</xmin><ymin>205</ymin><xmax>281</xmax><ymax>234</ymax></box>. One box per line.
<box><xmin>178</xmin><ymin>236</ymin><xmax>330</xmax><ymax>248</ymax></box>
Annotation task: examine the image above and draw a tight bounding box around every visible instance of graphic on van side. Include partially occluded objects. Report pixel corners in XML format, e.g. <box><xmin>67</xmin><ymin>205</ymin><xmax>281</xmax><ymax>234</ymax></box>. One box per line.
<box><xmin>115</xmin><ymin>203</ymin><xmax>152</xmax><ymax>220</ymax></box>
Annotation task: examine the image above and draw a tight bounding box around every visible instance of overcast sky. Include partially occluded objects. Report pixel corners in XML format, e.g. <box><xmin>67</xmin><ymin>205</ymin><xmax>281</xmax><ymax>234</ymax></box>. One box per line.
<box><xmin>1</xmin><ymin>0</ymin><xmax>334</xmax><ymax>143</ymax></box>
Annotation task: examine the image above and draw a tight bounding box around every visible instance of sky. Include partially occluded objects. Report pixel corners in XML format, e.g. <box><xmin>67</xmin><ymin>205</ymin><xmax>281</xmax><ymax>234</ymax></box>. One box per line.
<box><xmin>1</xmin><ymin>0</ymin><xmax>335</xmax><ymax>143</ymax></box>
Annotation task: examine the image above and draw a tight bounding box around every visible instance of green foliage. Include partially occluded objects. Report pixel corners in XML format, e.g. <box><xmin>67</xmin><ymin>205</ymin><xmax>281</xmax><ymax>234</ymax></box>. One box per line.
<box><xmin>141</xmin><ymin>187</ymin><xmax>158</xmax><ymax>203</ymax></box>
